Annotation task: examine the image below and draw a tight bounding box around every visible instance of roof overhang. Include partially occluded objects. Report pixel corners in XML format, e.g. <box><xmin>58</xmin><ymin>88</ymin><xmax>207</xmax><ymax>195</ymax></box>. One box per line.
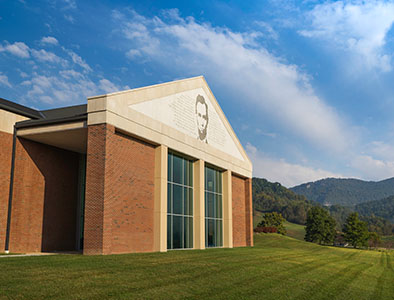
<box><xmin>17</xmin><ymin>120</ymin><xmax>87</xmax><ymax>153</ymax></box>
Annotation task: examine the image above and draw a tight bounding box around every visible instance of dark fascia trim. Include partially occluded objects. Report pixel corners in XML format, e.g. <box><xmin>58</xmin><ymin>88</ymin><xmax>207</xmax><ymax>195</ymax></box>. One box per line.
<box><xmin>0</xmin><ymin>98</ymin><xmax>43</xmax><ymax>119</ymax></box>
<box><xmin>15</xmin><ymin>115</ymin><xmax>87</xmax><ymax>129</ymax></box>
<box><xmin>4</xmin><ymin>126</ymin><xmax>17</xmax><ymax>252</ymax></box>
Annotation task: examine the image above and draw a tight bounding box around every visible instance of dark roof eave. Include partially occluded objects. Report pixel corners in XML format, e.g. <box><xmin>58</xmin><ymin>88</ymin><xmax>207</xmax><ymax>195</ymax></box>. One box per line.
<box><xmin>15</xmin><ymin>115</ymin><xmax>87</xmax><ymax>129</ymax></box>
<box><xmin>0</xmin><ymin>98</ymin><xmax>43</xmax><ymax>119</ymax></box>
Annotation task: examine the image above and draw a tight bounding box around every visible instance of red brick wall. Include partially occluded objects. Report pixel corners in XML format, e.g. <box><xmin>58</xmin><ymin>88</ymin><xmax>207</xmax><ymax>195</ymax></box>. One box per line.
<box><xmin>0</xmin><ymin>131</ymin><xmax>13</xmax><ymax>251</ymax></box>
<box><xmin>9</xmin><ymin>137</ymin><xmax>79</xmax><ymax>253</ymax></box>
<box><xmin>84</xmin><ymin>124</ymin><xmax>107</xmax><ymax>254</ymax></box>
<box><xmin>84</xmin><ymin>125</ymin><xmax>156</xmax><ymax>255</ymax></box>
<box><xmin>245</xmin><ymin>178</ymin><xmax>253</xmax><ymax>247</ymax></box>
<box><xmin>232</xmin><ymin>175</ymin><xmax>253</xmax><ymax>247</ymax></box>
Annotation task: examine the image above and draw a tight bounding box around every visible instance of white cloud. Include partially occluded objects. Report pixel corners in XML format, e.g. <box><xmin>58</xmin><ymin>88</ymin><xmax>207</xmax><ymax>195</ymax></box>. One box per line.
<box><xmin>126</xmin><ymin>49</ymin><xmax>141</xmax><ymax>59</ymax></box>
<box><xmin>99</xmin><ymin>79</ymin><xmax>122</xmax><ymax>93</ymax></box>
<box><xmin>347</xmin><ymin>141</ymin><xmax>394</xmax><ymax>180</ymax></box>
<box><xmin>255</xmin><ymin>21</ymin><xmax>278</xmax><ymax>40</ymax></box>
<box><xmin>31</xmin><ymin>49</ymin><xmax>64</xmax><ymax>64</ymax></box>
<box><xmin>61</xmin><ymin>0</ymin><xmax>76</xmax><ymax>10</ymax></box>
<box><xmin>255</xmin><ymin>128</ymin><xmax>277</xmax><ymax>138</ymax></box>
<box><xmin>300</xmin><ymin>1</ymin><xmax>394</xmax><ymax>72</ymax></box>
<box><xmin>0</xmin><ymin>72</ymin><xmax>11</xmax><ymax>88</ymax></box>
<box><xmin>0</xmin><ymin>40</ymin><xmax>122</xmax><ymax>106</ymax></box>
<box><xmin>0</xmin><ymin>41</ymin><xmax>30</xmax><ymax>58</ymax></box>
<box><xmin>246</xmin><ymin>143</ymin><xmax>343</xmax><ymax>187</ymax></box>
<box><xmin>26</xmin><ymin>72</ymin><xmax>98</xmax><ymax>104</ymax></box>
<box><xmin>114</xmin><ymin>9</ymin><xmax>352</xmax><ymax>153</ymax></box>
<box><xmin>41</xmin><ymin>36</ymin><xmax>59</xmax><ymax>46</ymax></box>
<box><xmin>350</xmin><ymin>154</ymin><xmax>394</xmax><ymax>180</ymax></box>
<box><xmin>368</xmin><ymin>140</ymin><xmax>394</xmax><ymax>161</ymax></box>
<box><xmin>64</xmin><ymin>14</ymin><xmax>75</xmax><ymax>23</ymax></box>
<box><xmin>62</xmin><ymin>48</ymin><xmax>92</xmax><ymax>72</ymax></box>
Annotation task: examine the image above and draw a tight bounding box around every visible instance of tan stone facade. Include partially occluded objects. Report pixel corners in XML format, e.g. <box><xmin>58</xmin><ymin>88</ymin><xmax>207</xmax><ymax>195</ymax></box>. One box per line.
<box><xmin>1</xmin><ymin>76</ymin><xmax>253</xmax><ymax>255</ymax></box>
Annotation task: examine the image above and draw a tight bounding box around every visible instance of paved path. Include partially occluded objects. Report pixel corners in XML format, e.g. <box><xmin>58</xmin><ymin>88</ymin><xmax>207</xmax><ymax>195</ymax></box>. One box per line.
<box><xmin>0</xmin><ymin>253</ymin><xmax>58</xmax><ymax>258</ymax></box>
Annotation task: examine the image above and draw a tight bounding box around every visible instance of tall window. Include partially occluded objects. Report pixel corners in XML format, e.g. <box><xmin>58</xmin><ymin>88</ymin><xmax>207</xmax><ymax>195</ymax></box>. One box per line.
<box><xmin>167</xmin><ymin>152</ymin><xmax>193</xmax><ymax>250</ymax></box>
<box><xmin>205</xmin><ymin>166</ymin><xmax>223</xmax><ymax>247</ymax></box>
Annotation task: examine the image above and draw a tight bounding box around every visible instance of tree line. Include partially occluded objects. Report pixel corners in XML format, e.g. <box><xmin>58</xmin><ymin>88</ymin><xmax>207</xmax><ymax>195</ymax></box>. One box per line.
<box><xmin>255</xmin><ymin>210</ymin><xmax>385</xmax><ymax>249</ymax></box>
<box><xmin>252</xmin><ymin>177</ymin><xmax>394</xmax><ymax>236</ymax></box>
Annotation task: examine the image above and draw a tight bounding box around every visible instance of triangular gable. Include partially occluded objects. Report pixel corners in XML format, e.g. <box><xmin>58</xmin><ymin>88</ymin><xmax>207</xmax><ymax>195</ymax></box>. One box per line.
<box><xmin>128</xmin><ymin>79</ymin><xmax>247</xmax><ymax>162</ymax></box>
<box><xmin>88</xmin><ymin>76</ymin><xmax>252</xmax><ymax>174</ymax></box>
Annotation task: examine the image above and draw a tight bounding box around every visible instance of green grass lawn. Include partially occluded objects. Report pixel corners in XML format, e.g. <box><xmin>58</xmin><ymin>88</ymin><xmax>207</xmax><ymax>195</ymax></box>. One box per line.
<box><xmin>284</xmin><ymin>221</ymin><xmax>305</xmax><ymax>241</ymax></box>
<box><xmin>0</xmin><ymin>234</ymin><xmax>393</xmax><ymax>300</ymax></box>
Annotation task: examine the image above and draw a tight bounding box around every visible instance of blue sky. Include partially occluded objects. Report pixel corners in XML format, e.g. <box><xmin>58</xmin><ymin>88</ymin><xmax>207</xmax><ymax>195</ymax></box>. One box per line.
<box><xmin>1</xmin><ymin>0</ymin><xmax>394</xmax><ymax>187</ymax></box>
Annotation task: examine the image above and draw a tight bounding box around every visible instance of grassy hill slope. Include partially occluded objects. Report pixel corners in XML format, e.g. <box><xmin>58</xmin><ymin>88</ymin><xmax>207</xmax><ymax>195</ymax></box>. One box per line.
<box><xmin>1</xmin><ymin>235</ymin><xmax>392</xmax><ymax>300</ymax></box>
<box><xmin>291</xmin><ymin>177</ymin><xmax>394</xmax><ymax>206</ymax></box>
<box><xmin>254</xmin><ymin>211</ymin><xmax>305</xmax><ymax>241</ymax></box>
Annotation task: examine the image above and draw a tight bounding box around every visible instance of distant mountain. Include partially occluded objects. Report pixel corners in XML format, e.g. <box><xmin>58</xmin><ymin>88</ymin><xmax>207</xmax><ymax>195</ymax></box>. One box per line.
<box><xmin>290</xmin><ymin>177</ymin><xmax>394</xmax><ymax>206</ymax></box>
<box><xmin>253</xmin><ymin>177</ymin><xmax>394</xmax><ymax>235</ymax></box>
<box><xmin>355</xmin><ymin>196</ymin><xmax>394</xmax><ymax>223</ymax></box>
<box><xmin>252</xmin><ymin>177</ymin><xmax>317</xmax><ymax>225</ymax></box>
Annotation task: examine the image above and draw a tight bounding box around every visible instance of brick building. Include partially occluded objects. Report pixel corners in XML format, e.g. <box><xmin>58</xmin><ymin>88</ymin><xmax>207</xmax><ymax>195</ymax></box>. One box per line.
<box><xmin>0</xmin><ymin>76</ymin><xmax>253</xmax><ymax>255</ymax></box>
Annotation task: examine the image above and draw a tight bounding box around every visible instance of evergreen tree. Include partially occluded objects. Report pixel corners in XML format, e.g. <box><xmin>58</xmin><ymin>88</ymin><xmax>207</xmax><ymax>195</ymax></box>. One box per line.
<box><xmin>305</xmin><ymin>207</ymin><xmax>336</xmax><ymax>245</ymax></box>
<box><xmin>257</xmin><ymin>212</ymin><xmax>287</xmax><ymax>235</ymax></box>
<box><xmin>343</xmin><ymin>213</ymin><xmax>370</xmax><ymax>248</ymax></box>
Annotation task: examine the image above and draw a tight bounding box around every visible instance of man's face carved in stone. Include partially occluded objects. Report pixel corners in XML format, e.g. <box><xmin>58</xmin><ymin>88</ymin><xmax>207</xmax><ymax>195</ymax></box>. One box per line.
<box><xmin>196</xmin><ymin>102</ymin><xmax>208</xmax><ymax>132</ymax></box>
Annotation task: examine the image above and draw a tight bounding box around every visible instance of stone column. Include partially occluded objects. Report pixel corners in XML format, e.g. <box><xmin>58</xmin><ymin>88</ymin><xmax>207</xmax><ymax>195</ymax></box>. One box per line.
<box><xmin>223</xmin><ymin>170</ymin><xmax>233</xmax><ymax>248</ymax></box>
<box><xmin>154</xmin><ymin>145</ymin><xmax>168</xmax><ymax>252</ymax></box>
<box><xmin>193</xmin><ymin>159</ymin><xmax>205</xmax><ymax>249</ymax></box>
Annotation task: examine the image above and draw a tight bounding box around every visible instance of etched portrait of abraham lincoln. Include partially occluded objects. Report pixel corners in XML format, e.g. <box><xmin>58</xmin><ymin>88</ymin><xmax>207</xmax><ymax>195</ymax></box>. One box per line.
<box><xmin>195</xmin><ymin>94</ymin><xmax>209</xmax><ymax>143</ymax></box>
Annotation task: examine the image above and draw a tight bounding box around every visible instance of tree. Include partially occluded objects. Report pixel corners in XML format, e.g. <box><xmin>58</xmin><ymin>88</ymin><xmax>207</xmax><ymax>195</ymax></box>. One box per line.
<box><xmin>368</xmin><ymin>232</ymin><xmax>381</xmax><ymax>249</ymax></box>
<box><xmin>305</xmin><ymin>207</ymin><xmax>336</xmax><ymax>245</ymax></box>
<box><xmin>343</xmin><ymin>213</ymin><xmax>369</xmax><ymax>248</ymax></box>
<box><xmin>257</xmin><ymin>212</ymin><xmax>286</xmax><ymax>235</ymax></box>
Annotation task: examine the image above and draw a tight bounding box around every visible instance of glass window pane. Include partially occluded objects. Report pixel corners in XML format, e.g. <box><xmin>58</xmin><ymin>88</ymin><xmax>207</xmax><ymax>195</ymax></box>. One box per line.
<box><xmin>189</xmin><ymin>217</ymin><xmax>193</xmax><ymax>248</ymax></box>
<box><xmin>188</xmin><ymin>188</ymin><xmax>193</xmax><ymax>216</ymax></box>
<box><xmin>216</xmin><ymin>194</ymin><xmax>222</xmax><ymax>219</ymax></box>
<box><xmin>206</xmin><ymin>167</ymin><xmax>214</xmax><ymax>192</ymax></box>
<box><xmin>167</xmin><ymin>215</ymin><xmax>172</xmax><ymax>250</ymax></box>
<box><xmin>207</xmin><ymin>192</ymin><xmax>214</xmax><ymax>218</ymax></box>
<box><xmin>173</xmin><ymin>184</ymin><xmax>183</xmax><ymax>215</ymax></box>
<box><xmin>188</xmin><ymin>161</ymin><xmax>193</xmax><ymax>187</ymax></box>
<box><xmin>184</xmin><ymin>216</ymin><xmax>193</xmax><ymax>249</ymax></box>
<box><xmin>173</xmin><ymin>155</ymin><xmax>183</xmax><ymax>185</ymax></box>
<box><xmin>205</xmin><ymin>219</ymin><xmax>208</xmax><ymax>248</ymax></box>
<box><xmin>216</xmin><ymin>172</ymin><xmax>222</xmax><ymax>193</ymax></box>
<box><xmin>168</xmin><ymin>153</ymin><xmax>172</xmax><ymax>182</ymax></box>
<box><xmin>183</xmin><ymin>187</ymin><xmax>189</xmax><ymax>216</ymax></box>
<box><xmin>173</xmin><ymin>216</ymin><xmax>182</xmax><ymax>249</ymax></box>
<box><xmin>207</xmin><ymin>219</ymin><xmax>215</xmax><ymax>247</ymax></box>
<box><xmin>216</xmin><ymin>220</ymin><xmax>223</xmax><ymax>247</ymax></box>
<box><xmin>183</xmin><ymin>159</ymin><xmax>187</xmax><ymax>185</ymax></box>
<box><xmin>167</xmin><ymin>183</ymin><xmax>172</xmax><ymax>213</ymax></box>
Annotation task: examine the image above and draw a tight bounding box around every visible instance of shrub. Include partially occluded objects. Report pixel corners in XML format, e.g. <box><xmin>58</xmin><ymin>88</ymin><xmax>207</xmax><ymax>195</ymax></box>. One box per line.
<box><xmin>257</xmin><ymin>212</ymin><xmax>286</xmax><ymax>235</ymax></box>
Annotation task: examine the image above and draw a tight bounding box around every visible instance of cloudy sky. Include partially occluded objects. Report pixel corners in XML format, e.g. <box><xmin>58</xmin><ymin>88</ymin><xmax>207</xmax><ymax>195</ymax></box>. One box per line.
<box><xmin>1</xmin><ymin>0</ymin><xmax>394</xmax><ymax>187</ymax></box>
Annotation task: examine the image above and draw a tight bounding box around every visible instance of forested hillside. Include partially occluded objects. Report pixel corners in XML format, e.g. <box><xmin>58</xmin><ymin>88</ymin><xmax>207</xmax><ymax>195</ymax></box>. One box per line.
<box><xmin>290</xmin><ymin>177</ymin><xmax>394</xmax><ymax>206</ymax></box>
<box><xmin>355</xmin><ymin>196</ymin><xmax>394</xmax><ymax>223</ymax></box>
<box><xmin>253</xmin><ymin>177</ymin><xmax>317</xmax><ymax>225</ymax></box>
